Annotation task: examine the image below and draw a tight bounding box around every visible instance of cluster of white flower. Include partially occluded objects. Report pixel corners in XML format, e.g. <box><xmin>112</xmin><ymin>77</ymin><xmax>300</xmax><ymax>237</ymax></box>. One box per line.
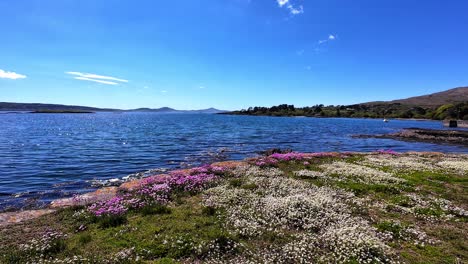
<box><xmin>113</xmin><ymin>226</ymin><xmax>138</xmax><ymax>238</ymax></box>
<box><xmin>230</xmin><ymin>165</ymin><xmax>284</xmax><ymax>178</ymax></box>
<box><xmin>203</xmin><ymin>165</ymin><xmax>396</xmax><ymax>263</ymax></box>
<box><xmin>24</xmin><ymin>255</ymin><xmax>89</xmax><ymax>264</ymax></box>
<box><xmin>194</xmin><ymin>236</ymin><xmax>240</xmax><ymax>261</ymax></box>
<box><xmin>319</xmin><ymin>161</ymin><xmax>405</xmax><ymax>184</ymax></box>
<box><xmin>361</xmin><ymin>154</ymin><xmax>468</xmax><ymax>175</ymax></box>
<box><xmin>404</xmin><ymin>226</ymin><xmax>439</xmax><ymax>246</ymax></box>
<box><xmin>253</xmin><ymin>233</ymin><xmax>319</xmax><ymax>263</ymax></box>
<box><xmin>110</xmin><ymin>247</ymin><xmax>140</xmax><ymax>263</ymax></box>
<box><xmin>71</xmin><ymin>209</ymin><xmax>89</xmax><ymax>220</ymax></box>
<box><xmin>437</xmin><ymin>159</ymin><xmax>468</xmax><ymax>174</ymax></box>
<box><xmin>377</xmin><ymin>220</ymin><xmax>438</xmax><ymax>246</ymax></box>
<box><xmin>317</xmin><ymin>219</ymin><xmax>393</xmax><ymax>263</ymax></box>
<box><xmin>293</xmin><ymin>169</ymin><xmax>328</xmax><ymax>179</ymax></box>
<box><xmin>19</xmin><ymin>230</ymin><xmax>67</xmax><ymax>255</ymax></box>
<box><xmin>361</xmin><ymin>155</ymin><xmax>437</xmax><ymax>172</ymax></box>
<box><xmin>386</xmin><ymin>193</ymin><xmax>468</xmax><ymax>221</ymax></box>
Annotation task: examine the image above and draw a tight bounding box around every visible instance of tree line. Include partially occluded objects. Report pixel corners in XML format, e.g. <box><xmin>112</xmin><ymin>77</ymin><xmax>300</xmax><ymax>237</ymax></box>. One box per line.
<box><xmin>228</xmin><ymin>102</ymin><xmax>468</xmax><ymax>120</ymax></box>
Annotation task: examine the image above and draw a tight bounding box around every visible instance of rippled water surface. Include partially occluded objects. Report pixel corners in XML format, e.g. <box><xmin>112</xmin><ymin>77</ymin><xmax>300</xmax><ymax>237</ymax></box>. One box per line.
<box><xmin>0</xmin><ymin>112</ymin><xmax>466</xmax><ymax>210</ymax></box>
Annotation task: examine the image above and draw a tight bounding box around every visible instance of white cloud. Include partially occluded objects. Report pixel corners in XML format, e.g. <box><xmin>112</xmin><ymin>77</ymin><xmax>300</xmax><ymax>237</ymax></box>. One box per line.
<box><xmin>161</xmin><ymin>90</ymin><xmax>168</xmax><ymax>93</ymax></box>
<box><xmin>276</xmin><ymin>0</ymin><xmax>303</xmax><ymax>15</ymax></box>
<box><xmin>0</xmin><ymin>69</ymin><xmax>27</xmax><ymax>80</ymax></box>
<box><xmin>74</xmin><ymin>76</ymin><xmax>118</xmax><ymax>85</ymax></box>
<box><xmin>318</xmin><ymin>34</ymin><xmax>337</xmax><ymax>44</ymax></box>
<box><xmin>287</xmin><ymin>4</ymin><xmax>303</xmax><ymax>15</ymax></box>
<box><xmin>66</xmin><ymin>71</ymin><xmax>128</xmax><ymax>85</ymax></box>
<box><xmin>277</xmin><ymin>0</ymin><xmax>289</xmax><ymax>7</ymax></box>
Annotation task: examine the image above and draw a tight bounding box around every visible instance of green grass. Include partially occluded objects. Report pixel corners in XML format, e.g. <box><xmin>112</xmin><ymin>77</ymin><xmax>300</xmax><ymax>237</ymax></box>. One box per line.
<box><xmin>375</xmin><ymin>220</ymin><xmax>404</xmax><ymax>239</ymax></box>
<box><xmin>0</xmin><ymin>196</ymin><xmax>236</xmax><ymax>262</ymax></box>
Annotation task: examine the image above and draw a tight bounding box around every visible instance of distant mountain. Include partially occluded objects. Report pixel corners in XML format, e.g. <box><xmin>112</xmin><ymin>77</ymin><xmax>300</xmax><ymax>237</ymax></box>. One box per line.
<box><xmin>127</xmin><ymin>107</ymin><xmax>178</xmax><ymax>113</ymax></box>
<box><xmin>188</xmin><ymin>108</ymin><xmax>227</xmax><ymax>114</ymax></box>
<box><xmin>365</xmin><ymin>87</ymin><xmax>468</xmax><ymax>107</ymax></box>
<box><xmin>0</xmin><ymin>102</ymin><xmax>226</xmax><ymax>114</ymax></box>
<box><xmin>0</xmin><ymin>102</ymin><xmax>118</xmax><ymax>112</ymax></box>
<box><xmin>128</xmin><ymin>107</ymin><xmax>226</xmax><ymax>114</ymax></box>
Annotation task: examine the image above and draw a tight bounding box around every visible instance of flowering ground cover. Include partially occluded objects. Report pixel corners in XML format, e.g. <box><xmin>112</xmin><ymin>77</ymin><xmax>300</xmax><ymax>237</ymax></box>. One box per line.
<box><xmin>0</xmin><ymin>152</ymin><xmax>467</xmax><ymax>263</ymax></box>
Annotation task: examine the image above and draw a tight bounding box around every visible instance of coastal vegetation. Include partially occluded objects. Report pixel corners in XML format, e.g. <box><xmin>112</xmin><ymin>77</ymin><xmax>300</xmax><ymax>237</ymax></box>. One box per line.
<box><xmin>226</xmin><ymin>87</ymin><xmax>468</xmax><ymax>120</ymax></box>
<box><xmin>227</xmin><ymin>102</ymin><xmax>468</xmax><ymax>120</ymax></box>
<box><xmin>1</xmin><ymin>151</ymin><xmax>467</xmax><ymax>263</ymax></box>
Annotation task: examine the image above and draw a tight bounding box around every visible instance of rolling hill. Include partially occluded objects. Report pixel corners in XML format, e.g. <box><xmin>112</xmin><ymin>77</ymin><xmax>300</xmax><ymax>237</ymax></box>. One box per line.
<box><xmin>0</xmin><ymin>102</ymin><xmax>117</xmax><ymax>112</ymax></box>
<box><xmin>365</xmin><ymin>86</ymin><xmax>468</xmax><ymax>106</ymax></box>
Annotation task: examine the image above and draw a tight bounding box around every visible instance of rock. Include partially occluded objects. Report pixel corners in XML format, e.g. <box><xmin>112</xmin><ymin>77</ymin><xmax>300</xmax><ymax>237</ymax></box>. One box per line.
<box><xmin>354</xmin><ymin>128</ymin><xmax>468</xmax><ymax>146</ymax></box>
<box><xmin>118</xmin><ymin>174</ymin><xmax>170</xmax><ymax>192</ymax></box>
<box><xmin>257</xmin><ymin>148</ymin><xmax>293</xmax><ymax>156</ymax></box>
<box><xmin>50</xmin><ymin>187</ymin><xmax>118</xmax><ymax>208</ymax></box>
<box><xmin>0</xmin><ymin>209</ymin><xmax>55</xmax><ymax>227</ymax></box>
<box><xmin>211</xmin><ymin>160</ymin><xmax>247</xmax><ymax>169</ymax></box>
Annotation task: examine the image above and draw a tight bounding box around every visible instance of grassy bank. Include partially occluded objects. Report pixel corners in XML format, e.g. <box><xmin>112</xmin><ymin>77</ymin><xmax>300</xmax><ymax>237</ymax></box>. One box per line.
<box><xmin>1</xmin><ymin>152</ymin><xmax>467</xmax><ymax>263</ymax></box>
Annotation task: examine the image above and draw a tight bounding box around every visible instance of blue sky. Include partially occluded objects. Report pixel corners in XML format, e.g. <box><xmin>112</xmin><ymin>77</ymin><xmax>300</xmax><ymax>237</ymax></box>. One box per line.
<box><xmin>1</xmin><ymin>0</ymin><xmax>467</xmax><ymax>110</ymax></box>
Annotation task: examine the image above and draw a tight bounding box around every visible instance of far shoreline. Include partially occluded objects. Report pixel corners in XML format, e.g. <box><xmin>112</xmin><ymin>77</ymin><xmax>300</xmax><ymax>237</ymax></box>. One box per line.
<box><xmin>220</xmin><ymin>112</ymin><xmax>440</xmax><ymax>122</ymax></box>
<box><xmin>31</xmin><ymin>110</ymin><xmax>95</xmax><ymax>114</ymax></box>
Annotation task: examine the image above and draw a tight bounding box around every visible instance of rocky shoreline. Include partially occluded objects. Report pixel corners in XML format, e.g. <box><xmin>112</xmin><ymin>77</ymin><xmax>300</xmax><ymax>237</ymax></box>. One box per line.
<box><xmin>355</xmin><ymin>128</ymin><xmax>468</xmax><ymax>146</ymax></box>
<box><xmin>0</xmin><ymin>160</ymin><xmax>245</xmax><ymax>226</ymax></box>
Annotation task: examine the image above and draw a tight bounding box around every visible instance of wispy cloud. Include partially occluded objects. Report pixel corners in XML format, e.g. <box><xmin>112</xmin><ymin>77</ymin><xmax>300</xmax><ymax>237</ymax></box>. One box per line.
<box><xmin>0</xmin><ymin>69</ymin><xmax>27</xmax><ymax>80</ymax></box>
<box><xmin>318</xmin><ymin>34</ymin><xmax>337</xmax><ymax>44</ymax></box>
<box><xmin>74</xmin><ymin>76</ymin><xmax>119</xmax><ymax>85</ymax></box>
<box><xmin>276</xmin><ymin>0</ymin><xmax>303</xmax><ymax>15</ymax></box>
<box><xmin>66</xmin><ymin>71</ymin><xmax>128</xmax><ymax>85</ymax></box>
<box><xmin>287</xmin><ymin>5</ymin><xmax>303</xmax><ymax>15</ymax></box>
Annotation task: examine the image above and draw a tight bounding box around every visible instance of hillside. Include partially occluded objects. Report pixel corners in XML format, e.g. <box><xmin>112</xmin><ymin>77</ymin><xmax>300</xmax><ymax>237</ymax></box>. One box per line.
<box><xmin>0</xmin><ymin>102</ymin><xmax>117</xmax><ymax>112</ymax></box>
<box><xmin>366</xmin><ymin>87</ymin><xmax>468</xmax><ymax>107</ymax></box>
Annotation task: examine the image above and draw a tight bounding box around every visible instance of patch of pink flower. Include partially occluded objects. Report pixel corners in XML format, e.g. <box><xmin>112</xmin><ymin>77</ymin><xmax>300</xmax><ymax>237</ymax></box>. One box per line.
<box><xmin>88</xmin><ymin>196</ymin><xmax>128</xmax><ymax>216</ymax></box>
<box><xmin>253</xmin><ymin>152</ymin><xmax>344</xmax><ymax>167</ymax></box>
<box><xmin>87</xmin><ymin>164</ymin><xmax>228</xmax><ymax>216</ymax></box>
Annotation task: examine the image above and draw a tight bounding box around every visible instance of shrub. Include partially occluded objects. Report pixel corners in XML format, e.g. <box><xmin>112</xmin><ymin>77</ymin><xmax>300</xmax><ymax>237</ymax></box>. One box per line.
<box><xmin>95</xmin><ymin>214</ymin><xmax>127</xmax><ymax>228</ymax></box>
<box><xmin>141</xmin><ymin>204</ymin><xmax>172</xmax><ymax>216</ymax></box>
<box><xmin>78</xmin><ymin>233</ymin><xmax>92</xmax><ymax>245</ymax></box>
